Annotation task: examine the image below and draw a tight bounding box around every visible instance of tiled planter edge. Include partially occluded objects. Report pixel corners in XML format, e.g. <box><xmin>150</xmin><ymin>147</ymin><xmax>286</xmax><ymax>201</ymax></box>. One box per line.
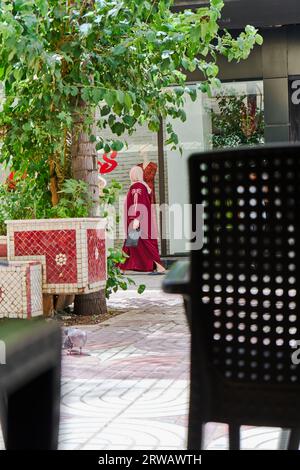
<box><xmin>0</xmin><ymin>261</ymin><xmax>43</xmax><ymax>319</ymax></box>
<box><xmin>6</xmin><ymin>218</ymin><xmax>107</xmax><ymax>295</ymax></box>
<box><xmin>0</xmin><ymin>235</ymin><xmax>7</xmax><ymax>260</ymax></box>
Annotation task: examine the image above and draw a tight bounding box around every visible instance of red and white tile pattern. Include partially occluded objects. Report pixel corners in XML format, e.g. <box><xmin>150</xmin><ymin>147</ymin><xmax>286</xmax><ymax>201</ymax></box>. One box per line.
<box><xmin>6</xmin><ymin>218</ymin><xmax>107</xmax><ymax>294</ymax></box>
<box><xmin>0</xmin><ymin>261</ymin><xmax>43</xmax><ymax>319</ymax></box>
<box><xmin>0</xmin><ymin>236</ymin><xmax>7</xmax><ymax>260</ymax></box>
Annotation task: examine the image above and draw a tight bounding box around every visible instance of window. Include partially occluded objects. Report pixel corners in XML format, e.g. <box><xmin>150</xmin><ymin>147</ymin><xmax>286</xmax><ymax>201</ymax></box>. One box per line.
<box><xmin>164</xmin><ymin>80</ymin><xmax>264</xmax><ymax>254</ymax></box>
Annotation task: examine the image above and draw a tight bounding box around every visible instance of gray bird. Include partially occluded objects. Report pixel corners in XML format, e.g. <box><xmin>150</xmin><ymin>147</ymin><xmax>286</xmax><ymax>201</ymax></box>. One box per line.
<box><xmin>63</xmin><ymin>328</ymin><xmax>87</xmax><ymax>355</ymax></box>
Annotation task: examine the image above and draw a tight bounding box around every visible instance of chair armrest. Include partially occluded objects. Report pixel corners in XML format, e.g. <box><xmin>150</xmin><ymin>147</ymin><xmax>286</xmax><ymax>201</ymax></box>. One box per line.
<box><xmin>0</xmin><ymin>319</ymin><xmax>61</xmax><ymax>449</ymax></box>
<box><xmin>162</xmin><ymin>260</ymin><xmax>190</xmax><ymax>295</ymax></box>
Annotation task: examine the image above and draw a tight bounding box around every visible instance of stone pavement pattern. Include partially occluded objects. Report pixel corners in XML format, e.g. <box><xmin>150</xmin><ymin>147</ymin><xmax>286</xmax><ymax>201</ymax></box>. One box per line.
<box><xmin>59</xmin><ymin>274</ymin><xmax>283</xmax><ymax>450</ymax></box>
<box><xmin>59</xmin><ymin>287</ymin><xmax>189</xmax><ymax>450</ymax></box>
<box><xmin>0</xmin><ymin>274</ymin><xmax>285</xmax><ymax>449</ymax></box>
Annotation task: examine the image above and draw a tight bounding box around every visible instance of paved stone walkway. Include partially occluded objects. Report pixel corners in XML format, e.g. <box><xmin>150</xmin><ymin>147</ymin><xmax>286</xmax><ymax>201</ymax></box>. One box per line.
<box><xmin>59</xmin><ymin>275</ymin><xmax>284</xmax><ymax>450</ymax></box>
<box><xmin>0</xmin><ymin>274</ymin><xmax>285</xmax><ymax>450</ymax></box>
<box><xmin>59</xmin><ymin>285</ymin><xmax>189</xmax><ymax>450</ymax></box>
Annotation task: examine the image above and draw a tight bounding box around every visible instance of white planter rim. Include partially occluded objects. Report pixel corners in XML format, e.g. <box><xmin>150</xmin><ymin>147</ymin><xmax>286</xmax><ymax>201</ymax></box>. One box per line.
<box><xmin>5</xmin><ymin>217</ymin><xmax>106</xmax><ymax>224</ymax></box>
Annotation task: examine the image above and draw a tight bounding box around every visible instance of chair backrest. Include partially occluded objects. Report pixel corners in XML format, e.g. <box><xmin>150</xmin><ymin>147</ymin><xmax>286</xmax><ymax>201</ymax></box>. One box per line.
<box><xmin>189</xmin><ymin>145</ymin><xmax>300</xmax><ymax>390</ymax></box>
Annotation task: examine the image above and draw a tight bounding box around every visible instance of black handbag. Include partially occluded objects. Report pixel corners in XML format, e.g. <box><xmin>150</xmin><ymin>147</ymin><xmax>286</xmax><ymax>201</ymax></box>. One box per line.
<box><xmin>125</xmin><ymin>228</ymin><xmax>141</xmax><ymax>248</ymax></box>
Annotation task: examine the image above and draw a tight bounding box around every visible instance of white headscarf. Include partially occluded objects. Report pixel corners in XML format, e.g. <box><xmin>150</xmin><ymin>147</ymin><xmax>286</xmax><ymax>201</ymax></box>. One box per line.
<box><xmin>129</xmin><ymin>166</ymin><xmax>151</xmax><ymax>194</ymax></box>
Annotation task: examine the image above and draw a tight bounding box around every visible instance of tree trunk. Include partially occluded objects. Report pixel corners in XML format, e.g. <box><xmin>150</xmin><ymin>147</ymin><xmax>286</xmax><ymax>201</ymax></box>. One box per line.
<box><xmin>49</xmin><ymin>160</ymin><xmax>59</xmax><ymax>206</ymax></box>
<box><xmin>71</xmin><ymin>103</ymin><xmax>108</xmax><ymax>316</ymax></box>
<box><xmin>71</xmin><ymin>126</ymin><xmax>100</xmax><ymax>216</ymax></box>
<box><xmin>43</xmin><ymin>294</ymin><xmax>54</xmax><ymax>317</ymax></box>
<box><xmin>73</xmin><ymin>290</ymin><xmax>107</xmax><ymax>316</ymax></box>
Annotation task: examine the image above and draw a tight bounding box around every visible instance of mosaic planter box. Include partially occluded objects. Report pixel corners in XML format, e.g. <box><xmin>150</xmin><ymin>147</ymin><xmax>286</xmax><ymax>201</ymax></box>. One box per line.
<box><xmin>0</xmin><ymin>261</ymin><xmax>43</xmax><ymax>319</ymax></box>
<box><xmin>6</xmin><ymin>218</ymin><xmax>107</xmax><ymax>295</ymax></box>
<box><xmin>0</xmin><ymin>236</ymin><xmax>7</xmax><ymax>260</ymax></box>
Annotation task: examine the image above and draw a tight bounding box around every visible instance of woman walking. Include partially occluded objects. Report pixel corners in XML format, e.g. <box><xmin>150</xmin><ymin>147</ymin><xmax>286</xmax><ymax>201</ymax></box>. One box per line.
<box><xmin>119</xmin><ymin>166</ymin><xmax>165</xmax><ymax>273</ymax></box>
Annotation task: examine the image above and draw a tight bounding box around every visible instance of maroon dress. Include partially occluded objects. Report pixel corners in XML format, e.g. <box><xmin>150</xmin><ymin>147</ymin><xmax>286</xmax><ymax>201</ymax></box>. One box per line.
<box><xmin>137</xmin><ymin>162</ymin><xmax>158</xmax><ymax>204</ymax></box>
<box><xmin>119</xmin><ymin>182</ymin><xmax>162</xmax><ymax>272</ymax></box>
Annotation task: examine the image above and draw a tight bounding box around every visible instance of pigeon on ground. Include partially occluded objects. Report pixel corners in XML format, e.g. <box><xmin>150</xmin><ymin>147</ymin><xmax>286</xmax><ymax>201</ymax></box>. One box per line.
<box><xmin>63</xmin><ymin>328</ymin><xmax>87</xmax><ymax>355</ymax></box>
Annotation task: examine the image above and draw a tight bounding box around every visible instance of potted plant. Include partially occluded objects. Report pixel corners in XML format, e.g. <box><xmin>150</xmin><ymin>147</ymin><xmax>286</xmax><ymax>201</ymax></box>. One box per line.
<box><xmin>0</xmin><ymin>175</ymin><xmax>105</xmax><ymax>295</ymax></box>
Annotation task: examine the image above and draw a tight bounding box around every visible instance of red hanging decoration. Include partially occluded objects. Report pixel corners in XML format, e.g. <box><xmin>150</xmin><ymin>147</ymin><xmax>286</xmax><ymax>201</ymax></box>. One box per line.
<box><xmin>98</xmin><ymin>151</ymin><xmax>118</xmax><ymax>174</ymax></box>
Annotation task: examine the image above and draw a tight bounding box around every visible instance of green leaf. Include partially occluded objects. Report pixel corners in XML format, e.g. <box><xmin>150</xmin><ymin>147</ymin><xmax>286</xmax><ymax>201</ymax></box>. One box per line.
<box><xmin>100</xmin><ymin>105</ymin><xmax>110</xmax><ymax>116</ymax></box>
<box><xmin>112</xmin><ymin>44</ymin><xmax>126</xmax><ymax>56</ymax></box>
<box><xmin>190</xmin><ymin>25</ymin><xmax>201</xmax><ymax>42</ymax></box>
<box><xmin>113</xmin><ymin>101</ymin><xmax>123</xmax><ymax>115</ymax></box>
<box><xmin>124</xmin><ymin>93</ymin><xmax>132</xmax><ymax>110</ymax></box>
<box><xmin>69</xmin><ymin>86</ymin><xmax>78</xmax><ymax>96</ymax></box>
<box><xmin>116</xmin><ymin>90</ymin><xmax>125</xmax><ymax>104</ymax></box>
<box><xmin>144</xmin><ymin>1</ymin><xmax>152</xmax><ymax>11</ymax></box>
<box><xmin>199</xmin><ymin>82</ymin><xmax>209</xmax><ymax>94</ymax></box>
<box><xmin>145</xmin><ymin>31</ymin><xmax>156</xmax><ymax>42</ymax></box>
<box><xmin>178</xmin><ymin>109</ymin><xmax>186</xmax><ymax>122</ymax></box>
<box><xmin>104</xmin><ymin>91</ymin><xmax>116</xmax><ymax>107</ymax></box>
<box><xmin>255</xmin><ymin>34</ymin><xmax>263</xmax><ymax>45</ymax></box>
<box><xmin>92</xmin><ymin>87</ymin><xmax>105</xmax><ymax>103</ymax></box>
<box><xmin>22</xmin><ymin>122</ymin><xmax>32</xmax><ymax>131</ymax></box>
<box><xmin>96</xmin><ymin>141</ymin><xmax>104</xmax><ymax>150</ymax></box>
<box><xmin>8</xmin><ymin>49</ymin><xmax>16</xmax><ymax>62</ymax></box>
<box><xmin>188</xmin><ymin>88</ymin><xmax>197</xmax><ymax>102</ymax></box>
<box><xmin>211</xmin><ymin>0</ymin><xmax>224</xmax><ymax>6</ymax></box>
<box><xmin>111</xmin><ymin>140</ymin><xmax>124</xmax><ymax>151</ymax></box>
<box><xmin>81</xmin><ymin>87</ymin><xmax>90</xmax><ymax>102</ymax></box>
<box><xmin>171</xmin><ymin>132</ymin><xmax>179</xmax><ymax>145</ymax></box>
<box><xmin>162</xmin><ymin>50</ymin><xmax>173</xmax><ymax>59</ymax></box>
<box><xmin>181</xmin><ymin>58</ymin><xmax>189</xmax><ymax>70</ymax></box>
<box><xmin>148</xmin><ymin>120</ymin><xmax>160</xmax><ymax>132</ymax></box>
<box><xmin>206</xmin><ymin>63</ymin><xmax>219</xmax><ymax>77</ymax></box>
<box><xmin>123</xmin><ymin>115</ymin><xmax>136</xmax><ymax>127</ymax></box>
<box><xmin>188</xmin><ymin>60</ymin><xmax>196</xmax><ymax>72</ymax></box>
<box><xmin>111</xmin><ymin>122</ymin><xmax>125</xmax><ymax>136</ymax></box>
<box><xmin>58</xmin><ymin>111</ymin><xmax>66</xmax><ymax>121</ymax></box>
<box><xmin>36</xmin><ymin>0</ymin><xmax>49</xmax><ymax>17</ymax></box>
<box><xmin>23</xmin><ymin>14</ymin><xmax>38</xmax><ymax>29</ymax></box>
<box><xmin>138</xmin><ymin>284</ymin><xmax>146</xmax><ymax>294</ymax></box>
<box><xmin>108</xmin><ymin>114</ymin><xmax>116</xmax><ymax>127</ymax></box>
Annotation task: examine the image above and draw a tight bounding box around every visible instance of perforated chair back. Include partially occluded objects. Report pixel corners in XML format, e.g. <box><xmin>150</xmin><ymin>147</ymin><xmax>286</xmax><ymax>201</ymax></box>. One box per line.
<box><xmin>188</xmin><ymin>145</ymin><xmax>300</xmax><ymax>449</ymax></box>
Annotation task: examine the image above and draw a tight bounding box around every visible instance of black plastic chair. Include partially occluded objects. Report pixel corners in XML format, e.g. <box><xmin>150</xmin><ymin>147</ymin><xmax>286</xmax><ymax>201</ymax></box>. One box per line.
<box><xmin>0</xmin><ymin>319</ymin><xmax>61</xmax><ymax>449</ymax></box>
<box><xmin>163</xmin><ymin>145</ymin><xmax>300</xmax><ymax>450</ymax></box>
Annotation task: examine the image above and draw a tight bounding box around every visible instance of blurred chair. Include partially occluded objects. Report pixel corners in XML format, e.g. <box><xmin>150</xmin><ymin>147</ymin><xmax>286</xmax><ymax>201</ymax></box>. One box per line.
<box><xmin>0</xmin><ymin>319</ymin><xmax>61</xmax><ymax>449</ymax></box>
<box><xmin>163</xmin><ymin>145</ymin><xmax>300</xmax><ymax>450</ymax></box>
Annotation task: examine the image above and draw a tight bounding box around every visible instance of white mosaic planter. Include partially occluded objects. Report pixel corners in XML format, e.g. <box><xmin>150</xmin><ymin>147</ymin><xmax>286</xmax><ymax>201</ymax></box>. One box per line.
<box><xmin>6</xmin><ymin>218</ymin><xmax>107</xmax><ymax>295</ymax></box>
<box><xmin>0</xmin><ymin>236</ymin><xmax>7</xmax><ymax>260</ymax></box>
<box><xmin>0</xmin><ymin>261</ymin><xmax>43</xmax><ymax>319</ymax></box>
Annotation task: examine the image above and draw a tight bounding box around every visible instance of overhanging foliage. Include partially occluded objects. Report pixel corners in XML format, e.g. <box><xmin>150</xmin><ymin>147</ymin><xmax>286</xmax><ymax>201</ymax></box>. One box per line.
<box><xmin>0</xmin><ymin>0</ymin><xmax>262</xmax><ymax>181</ymax></box>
